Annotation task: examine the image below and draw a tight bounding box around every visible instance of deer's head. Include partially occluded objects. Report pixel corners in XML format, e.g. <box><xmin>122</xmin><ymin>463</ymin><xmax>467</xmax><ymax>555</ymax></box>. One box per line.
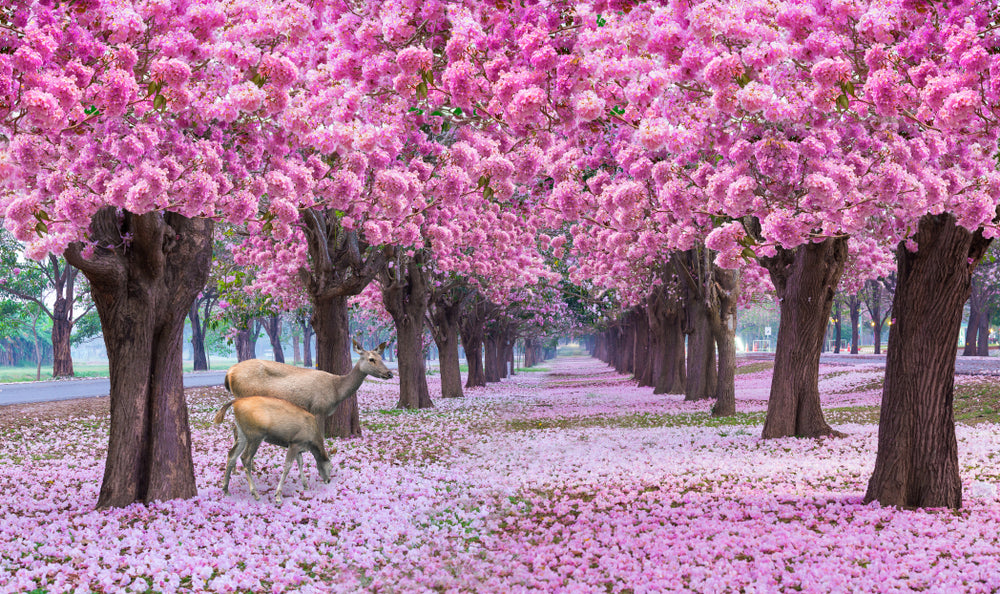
<box><xmin>353</xmin><ymin>338</ymin><xmax>393</xmax><ymax>380</ymax></box>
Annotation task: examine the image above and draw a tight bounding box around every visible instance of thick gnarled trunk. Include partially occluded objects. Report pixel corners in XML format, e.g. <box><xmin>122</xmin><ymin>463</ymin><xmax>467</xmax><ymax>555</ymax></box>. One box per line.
<box><xmin>428</xmin><ymin>294</ymin><xmax>463</xmax><ymax>398</ymax></box>
<box><xmin>312</xmin><ymin>295</ymin><xmax>360</xmax><ymax>437</ymax></box>
<box><xmin>866</xmin><ymin>215</ymin><xmax>990</xmax><ymax>509</ymax></box>
<box><xmin>648</xmin><ymin>289</ymin><xmax>685</xmax><ymax>395</ymax></box>
<box><xmin>382</xmin><ymin>256</ymin><xmax>433</xmax><ymax>409</ymax></box>
<box><xmin>759</xmin><ymin>238</ymin><xmax>847</xmax><ymax>439</ymax></box>
<box><xmin>66</xmin><ymin>210</ymin><xmax>212</xmax><ymax>509</ymax></box>
<box><xmin>710</xmin><ymin>268</ymin><xmax>739</xmax><ymax>417</ymax></box>
<box><xmin>300</xmin><ymin>213</ymin><xmax>386</xmax><ymax>437</ymax></box>
<box><xmin>684</xmin><ymin>296</ymin><xmax>716</xmax><ymax>401</ymax></box>
<box><xmin>234</xmin><ymin>322</ymin><xmax>258</xmax><ymax>362</ymax></box>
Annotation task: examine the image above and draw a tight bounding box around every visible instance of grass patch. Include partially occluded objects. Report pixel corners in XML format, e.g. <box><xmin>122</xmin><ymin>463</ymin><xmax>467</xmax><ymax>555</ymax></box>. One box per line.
<box><xmin>736</xmin><ymin>361</ymin><xmax>774</xmax><ymax>375</ymax></box>
<box><xmin>954</xmin><ymin>380</ymin><xmax>1000</xmax><ymax>425</ymax></box>
<box><xmin>0</xmin><ymin>360</ymin><xmax>239</xmax><ymax>383</ymax></box>
<box><xmin>825</xmin><ymin>405</ymin><xmax>881</xmax><ymax>425</ymax></box>
<box><xmin>505</xmin><ymin>410</ymin><xmax>765</xmax><ymax>432</ymax></box>
<box><xmin>516</xmin><ymin>367</ymin><xmax>550</xmax><ymax>373</ymax></box>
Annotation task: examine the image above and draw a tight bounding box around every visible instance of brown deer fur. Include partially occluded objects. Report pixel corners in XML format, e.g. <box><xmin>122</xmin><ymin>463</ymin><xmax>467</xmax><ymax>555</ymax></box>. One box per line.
<box><xmin>213</xmin><ymin>396</ymin><xmax>333</xmax><ymax>504</ymax></box>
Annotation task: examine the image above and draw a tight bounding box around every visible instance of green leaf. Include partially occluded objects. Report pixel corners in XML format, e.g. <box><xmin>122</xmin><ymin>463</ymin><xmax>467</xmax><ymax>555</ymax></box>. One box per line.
<box><xmin>430</xmin><ymin>110</ymin><xmax>444</xmax><ymax>117</ymax></box>
<box><xmin>841</xmin><ymin>81</ymin><xmax>855</xmax><ymax>96</ymax></box>
<box><xmin>453</xmin><ymin>107</ymin><xmax>463</xmax><ymax>116</ymax></box>
<box><xmin>736</xmin><ymin>73</ymin><xmax>751</xmax><ymax>88</ymax></box>
<box><xmin>262</xmin><ymin>221</ymin><xmax>273</xmax><ymax>234</ymax></box>
<box><xmin>34</xmin><ymin>221</ymin><xmax>47</xmax><ymax>236</ymax></box>
<box><xmin>421</xmin><ymin>70</ymin><xmax>433</xmax><ymax>85</ymax></box>
<box><xmin>741</xmin><ymin>247</ymin><xmax>756</xmax><ymax>260</ymax></box>
<box><xmin>153</xmin><ymin>94</ymin><xmax>167</xmax><ymax>110</ymax></box>
<box><xmin>83</xmin><ymin>105</ymin><xmax>99</xmax><ymax>116</ymax></box>
<box><xmin>34</xmin><ymin>211</ymin><xmax>50</xmax><ymax>221</ymax></box>
<box><xmin>407</xmin><ymin>107</ymin><xmax>423</xmax><ymax>114</ymax></box>
<box><xmin>148</xmin><ymin>81</ymin><xmax>162</xmax><ymax>96</ymax></box>
<box><xmin>836</xmin><ymin>94</ymin><xmax>850</xmax><ymax>110</ymax></box>
<box><xmin>483</xmin><ymin>186</ymin><xmax>494</xmax><ymax>200</ymax></box>
<box><xmin>251</xmin><ymin>73</ymin><xmax>266</xmax><ymax>88</ymax></box>
<box><xmin>416</xmin><ymin>82</ymin><xmax>428</xmax><ymax>99</ymax></box>
<box><xmin>477</xmin><ymin>175</ymin><xmax>489</xmax><ymax>188</ymax></box>
<box><xmin>596</xmin><ymin>14</ymin><xmax>607</xmax><ymax>27</ymax></box>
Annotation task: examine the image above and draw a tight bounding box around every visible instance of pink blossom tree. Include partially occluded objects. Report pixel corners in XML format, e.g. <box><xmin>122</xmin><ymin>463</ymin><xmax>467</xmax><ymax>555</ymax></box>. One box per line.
<box><xmin>0</xmin><ymin>1</ymin><xmax>314</xmax><ymax>507</ymax></box>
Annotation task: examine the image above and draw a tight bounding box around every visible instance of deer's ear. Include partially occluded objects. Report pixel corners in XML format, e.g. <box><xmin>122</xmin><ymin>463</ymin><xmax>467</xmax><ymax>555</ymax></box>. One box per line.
<box><xmin>377</xmin><ymin>341</ymin><xmax>388</xmax><ymax>355</ymax></box>
<box><xmin>353</xmin><ymin>338</ymin><xmax>364</xmax><ymax>354</ymax></box>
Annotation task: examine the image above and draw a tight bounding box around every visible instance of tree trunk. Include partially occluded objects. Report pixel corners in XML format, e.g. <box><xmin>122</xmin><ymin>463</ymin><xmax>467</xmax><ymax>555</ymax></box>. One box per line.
<box><xmin>263</xmin><ymin>314</ymin><xmax>285</xmax><ymax>363</ymax></box>
<box><xmin>873</xmin><ymin>318</ymin><xmax>883</xmax><ymax>355</ymax></box>
<box><xmin>484</xmin><ymin>330</ymin><xmax>502</xmax><ymax>382</ymax></box>
<box><xmin>188</xmin><ymin>301</ymin><xmax>208</xmax><ymax>371</ymax></box>
<box><xmin>301</xmin><ymin>317</ymin><xmax>314</xmax><ymax>368</ymax></box>
<box><xmin>633</xmin><ymin>305</ymin><xmax>650</xmax><ymax>385</ymax></box>
<box><xmin>759</xmin><ymin>238</ymin><xmax>847</xmax><ymax>439</ymax></box>
<box><xmin>235</xmin><ymin>324</ymin><xmax>257</xmax><ymax>362</ymax></box>
<box><xmin>50</xmin><ymin>296</ymin><xmax>74</xmax><ymax>377</ymax></box>
<box><xmin>865</xmin><ymin>214</ymin><xmax>990</xmax><ymax>509</ymax></box>
<box><xmin>653</xmin><ymin>308</ymin><xmax>686</xmax><ymax>395</ymax></box>
<box><xmin>460</xmin><ymin>309</ymin><xmax>486</xmax><ymax>388</ymax></box>
<box><xmin>428</xmin><ymin>295</ymin><xmax>463</xmax><ymax>398</ymax></box>
<box><xmin>833</xmin><ymin>300</ymin><xmax>842</xmax><ymax>353</ymax></box>
<box><xmin>292</xmin><ymin>330</ymin><xmax>301</xmax><ymax>365</ymax></box>
<box><xmin>849</xmin><ymin>296</ymin><xmax>861</xmax><ymax>354</ymax></box>
<box><xmin>312</xmin><ymin>295</ymin><xmax>360</xmax><ymax>437</ymax></box>
<box><xmin>711</xmin><ymin>268</ymin><xmax>739</xmax><ymax>417</ymax></box>
<box><xmin>32</xmin><ymin>307</ymin><xmax>42</xmax><ymax>380</ymax></box>
<box><xmin>65</xmin><ymin>211</ymin><xmax>212</xmax><ymax>508</ymax></box>
<box><xmin>978</xmin><ymin>306</ymin><xmax>991</xmax><ymax>357</ymax></box>
<box><xmin>620</xmin><ymin>319</ymin><xmax>635</xmax><ymax>374</ymax></box>
<box><xmin>684</xmin><ymin>296</ymin><xmax>717</xmax><ymax>401</ymax></box>
<box><xmin>503</xmin><ymin>332</ymin><xmax>515</xmax><ymax>377</ymax></box>
<box><xmin>964</xmin><ymin>283</ymin><xmax>981</xmax><ymax>356</ymax></box>
<box><xmin>381</xmin><ymin>256</ymin><xmax>433</xmax><ymax>409</ymax></box>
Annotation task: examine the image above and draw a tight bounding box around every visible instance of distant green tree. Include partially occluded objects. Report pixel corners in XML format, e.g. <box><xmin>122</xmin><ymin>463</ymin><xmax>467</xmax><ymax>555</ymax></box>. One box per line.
<box><xmin>0</xmin><ymin>230</ymin><xmax>90</xmax><ymax>376</ymax></box>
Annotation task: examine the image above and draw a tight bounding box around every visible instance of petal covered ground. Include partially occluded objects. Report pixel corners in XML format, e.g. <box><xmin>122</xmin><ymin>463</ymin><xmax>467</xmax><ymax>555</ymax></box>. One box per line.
<box><xmin>3</xmin><ymin>356</ymin><xmax>1000</xmax><ymax>593</ymax></box>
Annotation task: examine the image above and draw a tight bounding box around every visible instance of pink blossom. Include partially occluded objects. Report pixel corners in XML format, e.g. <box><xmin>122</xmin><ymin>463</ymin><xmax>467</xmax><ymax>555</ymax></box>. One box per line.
<box><xmin>395</xmin><ymin>46</ymin><xmax>433</xmax><ymax>74</ymax></box>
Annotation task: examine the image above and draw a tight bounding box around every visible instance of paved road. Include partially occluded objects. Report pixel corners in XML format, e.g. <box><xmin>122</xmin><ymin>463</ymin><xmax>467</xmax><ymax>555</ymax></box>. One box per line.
<box><xmin>744</xmin><ymin>352</ymin><xmax>1000</xmax><ymax>376</ymax></box>
<box><xmin>0</xmin><ymin>371</ymin><xmax>229</xmax><ymax>406</ymax></box>
<box><xmin>5</xmin><ymin>354</ymin><xmax>998</xmax><ymax>407</ymax></box>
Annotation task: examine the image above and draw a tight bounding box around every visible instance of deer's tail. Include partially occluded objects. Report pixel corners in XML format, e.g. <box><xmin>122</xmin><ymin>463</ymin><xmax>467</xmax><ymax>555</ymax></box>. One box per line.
<box><xmin>213</xmin><ymin>400</ymin><xmax>236</xmax><ymax>425</ymax></box>
<box><xmin>224</xmin><ymin>370</ymin><xmax>232</xmax><ymax>393</ymax></box>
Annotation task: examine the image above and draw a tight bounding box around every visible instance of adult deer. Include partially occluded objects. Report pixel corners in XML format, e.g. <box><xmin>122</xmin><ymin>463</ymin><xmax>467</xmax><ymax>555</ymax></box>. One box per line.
<box><xmin>214</xmin><ymin>396</ymin><xmax>332</xmax><ymax>504</ymax></box>
<box><xmin>224</xmin><ymin>338</ymin><xmax>393</xmax><ymax>425</ymax></box>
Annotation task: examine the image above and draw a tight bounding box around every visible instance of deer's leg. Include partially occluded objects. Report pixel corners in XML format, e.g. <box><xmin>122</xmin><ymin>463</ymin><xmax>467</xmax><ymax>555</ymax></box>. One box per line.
<box><xmin>244</xmin><ymin>437</ymin><xmax>262</xmax><ymax>501</ymax></box>
<box><xmin>297</xmin><ymin>451</ymin><xmax>307</xmax><ymax>488</ymax></box>
<box><xmin>223</xmin><ymin>425</ymin><xmax>248</xmax><ymax>496</ymax></box>
<box><xmin>240</xmin><ymin>429</ymin><xmax>260</xmax><ymax>473</ymax></box>
<box><xmin>275</xmin><ymin>445</ymin><xmax>300</xmax><ymax>506</ymax></box>
<box><xmin>242</xmin><ymin>440</ymin><xmax>261</xmax><ymax>470</ymax></box>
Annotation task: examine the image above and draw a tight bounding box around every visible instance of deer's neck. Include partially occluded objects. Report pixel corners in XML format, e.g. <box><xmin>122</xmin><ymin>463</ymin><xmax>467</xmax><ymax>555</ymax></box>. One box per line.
<box><xmin>337</xmin><ymin>362</ymin><xmax>367</xmax><ymax>399</ymax></box>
